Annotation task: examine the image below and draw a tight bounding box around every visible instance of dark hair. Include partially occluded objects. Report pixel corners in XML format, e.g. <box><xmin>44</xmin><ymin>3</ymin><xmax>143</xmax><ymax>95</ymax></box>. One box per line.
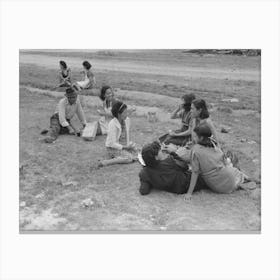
<box><xmin>100</xmin><ymin>85</ymin><xmax>112</xmax><ymax>101</ymax></box>
<box><xmin>59</xmin><ymin>60</ymin><xmax>67</xmax><ymax>69</ymax></box>
<box><xmin>192</xmin><ymin>99</ymin><xmax>209</xmax><ymax>119</ymax></box>
<box><xmin>182</xmin><ymin>93</ymin><xmax>196</xmax><ymax>112</ymax></box>
<box><xmin>194</xmin><ymin>124</ymin><xmax>215</xmax><ymax>148</ymax></box>
<box><xmin>82</xmin><ymin>60</ymin><xmax>92</xmax><ymax>70</ymax></box>
<box><xmin>111</xmin><ymin>101</ymin><xmax>127</xmax><ymax>118</ymax></box>
<box><xmin>141</xmin><ymin>141</ymin><xmax>161</xmax><ymax>167</ymax></box>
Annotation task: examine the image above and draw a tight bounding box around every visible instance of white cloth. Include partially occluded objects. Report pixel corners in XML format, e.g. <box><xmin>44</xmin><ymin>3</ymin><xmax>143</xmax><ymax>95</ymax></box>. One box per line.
<box><xmin>77</xmin><ymin>72</ymin><xmax>90</xmax><ymax>89</ymax></box>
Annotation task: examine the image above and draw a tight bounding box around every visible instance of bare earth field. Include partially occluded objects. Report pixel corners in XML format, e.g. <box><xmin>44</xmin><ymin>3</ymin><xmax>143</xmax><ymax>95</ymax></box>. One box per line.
<box><xmin>19</xmin><ymin>50</ymin><xmax>261</xmax><ymax>231</ymax></box>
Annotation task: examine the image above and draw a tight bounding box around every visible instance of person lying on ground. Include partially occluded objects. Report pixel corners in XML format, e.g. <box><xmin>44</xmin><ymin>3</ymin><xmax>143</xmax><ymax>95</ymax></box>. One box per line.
<box><xmin>159</xmin><ymin>93</ymin><xmax>196</xmax><ymax>146</ymax></box>
<box><xmin>72</xmin><ymin>60</ymin><xmax>96</xmax><ymax>91</ymax></box>
<box><xmin>97</xmin><ymin>101</ymin><xmax>137</xmax><ymax>167</ymax></box>
<box><xmin>54</xmin><ymin>60</ymin><xmax>72</xmax><ymax>88</ymax></box>
<box><xmin>189</xmin><ymin>99</ymin><xmax>219</xmax><ymax>145</ymax></box>
<box><xmin>139</xmin><ymin>141</ymin><xmax>207</xmax><ymax>195</ymax></box>
<box><xmin>42</xmin><ymin>87</ymin><xmax>86</xmax><ymax>143</ymax></box>
<box><xmin>184</xmin><ymin>124</ymin><xmax>255</xmax><ymax>201</ymax></box>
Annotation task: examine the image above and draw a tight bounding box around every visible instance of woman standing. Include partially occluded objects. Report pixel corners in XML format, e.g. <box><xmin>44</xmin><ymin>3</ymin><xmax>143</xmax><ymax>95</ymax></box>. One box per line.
<box><xmin>73</xmin><ymin>60</ymin><xmax>96</xmax><ymax>91</ymax></box>
<box><xmin>184</xmin><ymin>124</ymin><xmax>248</xmax><ymax>200</ymax></box>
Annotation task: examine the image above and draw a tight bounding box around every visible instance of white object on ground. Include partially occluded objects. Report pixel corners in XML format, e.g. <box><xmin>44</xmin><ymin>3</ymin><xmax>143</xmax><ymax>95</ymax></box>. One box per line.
<box><xmin>82</xmin><ymin>121</ymin><xmax>98</xmax><ymax>141</ymax></box>
<box><xmin>222</xmin><ymin>98</ymin><xmax>239</xmax><ymax>103</ymax></box>
<box><xmin>137</xmin><ymin>153</ymin><xmax>146</xmax><ymax>166</ymax></box>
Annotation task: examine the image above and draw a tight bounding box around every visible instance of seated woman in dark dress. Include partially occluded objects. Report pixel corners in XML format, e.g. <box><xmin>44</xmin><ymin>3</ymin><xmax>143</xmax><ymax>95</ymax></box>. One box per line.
<box><xmin>57</xmin><ymin>60</ymin><xmax>72</xmax><ymax>88</ymax></box>
<box><xmin>138</xmin><ymin>141</ymin><xmax>207</xmax><ymax>195</ymax></box>
<box><xmin>159</xmin><ymin>93</ymin><xmax>196</xmax><ymax>146</ymax></box>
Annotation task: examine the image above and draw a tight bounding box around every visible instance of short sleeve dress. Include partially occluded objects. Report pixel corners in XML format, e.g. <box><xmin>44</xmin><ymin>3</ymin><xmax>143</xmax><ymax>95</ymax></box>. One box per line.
<box><xmin>191</xmin><ymin>144</ymin><xmax>239</xmax><ymax>193</ymax></box>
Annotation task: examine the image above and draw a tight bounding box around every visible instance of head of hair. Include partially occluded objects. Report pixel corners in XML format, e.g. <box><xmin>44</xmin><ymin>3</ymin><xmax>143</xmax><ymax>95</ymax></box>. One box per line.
<box><xmin>100</xmin><ymin>85</ymin><xmax>112</xmax><ymax>101</ymax></box>
<box><xmin>82</xmin><ymin>60</ymin><xmax>92</xmax><ymax>70</ymax></box>
<box><xmin>194</xmin><ymin>124</ymin><xmax>215</xmax><ymax>148</ymax></box>
<box><xmin>111</xmin><ymin>101</ymin><xmax>127</xmax><ymax>118</ymax></box>
<box><xmin>59</xmin><ymin>60</ymin><xmax>67</xmax><ymax>69</ymax></box>
<box><xmin>182</xmin><ymin>93</ymin><xmax>196</xmax><ymax>112</ymax></box>
<box><xmin>141</xmin><ymin>141</ymin><xmax>161</xmax><ymax>167</ymax></box>
<box><xmin>192</xmin><ymin>99</ymin><xmax>209</xmax><ymax>119</ymax></box>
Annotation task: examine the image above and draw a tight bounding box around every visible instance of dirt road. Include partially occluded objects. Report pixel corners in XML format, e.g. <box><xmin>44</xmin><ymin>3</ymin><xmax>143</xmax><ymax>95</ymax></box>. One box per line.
<box><xmin>20</xmin><ymin>52</ymin><xmax>259</xmax><ymax>81</ymax></box>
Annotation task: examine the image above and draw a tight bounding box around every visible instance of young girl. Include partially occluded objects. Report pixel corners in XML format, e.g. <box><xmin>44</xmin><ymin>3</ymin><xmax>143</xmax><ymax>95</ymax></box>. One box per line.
<box><xmin>73</xmin><ymin>61</ymin><xmax>96</xmax><ymax>91</ymax></box>
<box><xmin>159</xmin><ymin>93</ymin><xmax>196</xmax><ymax>146</ymax></box>
<box><xmin>57</xmin><ymin>60</ymin><xmax>72</xmax><ymax>88</ymax></box>
<box><xmin>190</xmin><ymin>99</ymin><xmax>219</xmax><ymax>144</ymax></box>
<box><xmin>98</xmin><ymin>101</ymin><xmax>137</xmax><ymax>167</ymax></box>
<box><xmin>184</xmin><ymin>124</ymin><xmax>250</xmax><ymax>200</ymax></box>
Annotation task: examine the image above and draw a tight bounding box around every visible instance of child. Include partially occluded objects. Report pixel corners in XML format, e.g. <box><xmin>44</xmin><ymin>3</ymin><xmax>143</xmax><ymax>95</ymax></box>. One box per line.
<box><xmin>98</xmin><ymin>101</ymin><xmax>137</xmax><ymax>167</ymax></box>
<box><xmin>139</xmin><ymin>141</ymin><xmax>207</xmax><ymax>195</ymax></box>
<box><xmin>42</xmin><ymin>87</ymin><xmax>86</xmax><ymax>143</ymax></box>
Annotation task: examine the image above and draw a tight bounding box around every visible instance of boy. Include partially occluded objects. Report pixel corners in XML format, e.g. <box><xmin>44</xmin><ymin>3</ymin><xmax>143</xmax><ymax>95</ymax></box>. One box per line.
<box><xmin>139</xmin><ymin>141</ymin><xmax>207</xmax><ymax>195</ymax></box>
<box><xmin>42</xmin><ymin>87</ymin><xmax>86</xmax><ymax>143</ymax></box>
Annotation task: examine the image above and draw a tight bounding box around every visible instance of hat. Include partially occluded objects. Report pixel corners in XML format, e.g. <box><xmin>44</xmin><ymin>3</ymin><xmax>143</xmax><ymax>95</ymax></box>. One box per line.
<box><xmin>65</xmin><ymin>87</ymin><xmax>77</xmax><ymax>97</ymax></box>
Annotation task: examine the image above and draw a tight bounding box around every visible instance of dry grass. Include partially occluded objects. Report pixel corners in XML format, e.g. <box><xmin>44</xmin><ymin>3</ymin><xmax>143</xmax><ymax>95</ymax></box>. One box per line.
<box><xmin>19</xmin><ymin>51</ymin><xmax>261</xmax><ymax>231</ymax></box>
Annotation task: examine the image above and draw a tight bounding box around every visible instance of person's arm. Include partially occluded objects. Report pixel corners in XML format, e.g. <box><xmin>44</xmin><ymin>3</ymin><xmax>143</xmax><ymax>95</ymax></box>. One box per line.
<box><xmin>139</xmin><ymin>169</ymin><xmax>152</xmax><ymax>195</ymax></box>
<box><xmin>76</xmin><ymin>99</ymin><xmax>87</xmax><ymax>127</ymax></box>
<box><xmin>184</xmin><ymin>149</ymin><xmax>200</xmax><ymax>200</ymax></box>
<box><xmin>169</xmin><ymin>127</ymin><xmax>191</xmax><ymax>137</ymax></box>
<box><xmin>170</xmin><ymin>106</ymin><xmax>183</xmax><ymax>119</ymax></box>
<box><xmin>184</xmin><ymin>172</ymin><xmax>199</xmax><ymax>200</ymax></box>
<box><xmin>207</xmin><ymin>119</ymin><xmax>219</xmax><ymax>144</ymax></box>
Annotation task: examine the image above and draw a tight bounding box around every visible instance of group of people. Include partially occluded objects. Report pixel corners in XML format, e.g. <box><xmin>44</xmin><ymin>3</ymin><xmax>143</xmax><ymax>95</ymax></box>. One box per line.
<box><xmin>41</xmin><ymin>59</ymin><xmax>255</xmax><ymax>201</ymax></box>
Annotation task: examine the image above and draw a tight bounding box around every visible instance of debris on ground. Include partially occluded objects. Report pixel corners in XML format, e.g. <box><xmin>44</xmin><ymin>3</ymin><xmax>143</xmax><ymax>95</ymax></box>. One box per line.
<box><xmin>61</xmin><ymin>181</ymin><xmax>78</xmax><ymax>187</ymax></box>
<box><xmin>20</xmin><ymin>201</ymin><xmax>26</xmax><ymax>207</ymax></box>
<box><xmin>222</xmin><ymin>98</ymin><xmax>239</xmax><ymax>103</ymax></box>
<box><xmin>81</xmin><ymin>198</ymin><xmax>94</xmax><ymax>208</ymax></box>
<box><xmin>221</xmin><ymin>126</ymin><xmax>231</xmax><ymax>133</ymax></box>
<box><xmin>248</xmin><ymin>140</ymin><xmax>257</xmax><ymax>145</ymax></box>
<box><xmin>217</xmin><ymin>107</ymin><xmax>233</xmax><ymax>114</ymax></box>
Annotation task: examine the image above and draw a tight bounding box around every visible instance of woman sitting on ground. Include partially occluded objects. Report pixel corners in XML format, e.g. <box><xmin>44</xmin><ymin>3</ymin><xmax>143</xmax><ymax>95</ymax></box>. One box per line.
<box><xmin>96</xmin><ymin>85</ymin><xmax>119</xmax><ymax>135</ymax></box>
<box><xmin>56</xmin><ymin>60</ymin><xmax>72</xmax><ymax>88</ymax></box>
<box><xmin>73</xmin><ymin>60</ymin><xmax>96</xmax><ymax>91</ymax></box>
<box><xmin>98</xmin><ymin>101</ymin><xmax>137</xmax><ymax>167</ymax></box>
<box><xmin>159</xmin><ymin>93</ymin><xmax>196</xmax><ymax>146</ymax></box>
<box><xmin>94</xmin><ymin>86</ymin><xmax>135</xmax><ymax>140</ymax></box>
<box><xmin>184</xmin><ymin>124</ymin><xmax>251</xmax><ymax>200</ymax></box>
<box><xmin>190</xmin><ymin>99</ymin><xmax>218</xmax><ymax>144</ymax></box>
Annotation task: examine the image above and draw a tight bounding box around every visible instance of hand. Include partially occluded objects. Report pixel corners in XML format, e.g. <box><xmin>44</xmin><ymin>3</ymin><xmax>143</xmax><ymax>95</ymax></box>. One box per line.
<box><xmin>184</xmin><ymin>193</ymin><xmax>192</xmax><ymax>201</ymax></box>
<box><xmin>163</xmin><ymin>143</ymin><xmax>178</xmax><ymax>153</ymax></box>
<box><xmin>97</xmin><ymin>109</ymin><xmax>102</xmax><ymax>115</ymax></box>
<box><xmin>67</xmin><ymin>126</ymin><xmax>75</xmax><ymax>135</ymax></box>
<box><xmin>168</xmin><ymin>130</ymin><xmax>175</xmax><ymax>136</ymax></box>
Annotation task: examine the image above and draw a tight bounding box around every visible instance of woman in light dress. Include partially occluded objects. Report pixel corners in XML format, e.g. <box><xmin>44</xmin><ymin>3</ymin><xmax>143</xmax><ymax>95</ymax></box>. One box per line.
<box><xmin>184</xmin><ymin>124</ymin><xmax>250</xmax><ymax>200</ymax></box>
<box><xmin>73</xmin><ymin>60</ymin><xmax>96</xmax><ymax>91</ymax></box>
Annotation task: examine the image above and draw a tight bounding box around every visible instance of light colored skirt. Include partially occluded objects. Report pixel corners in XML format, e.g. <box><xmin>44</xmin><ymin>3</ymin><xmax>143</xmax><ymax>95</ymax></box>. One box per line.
<box><xmin>201</xmin><ymin>166</ymin><xmax>244</xmax><ymax>194</ymax></box>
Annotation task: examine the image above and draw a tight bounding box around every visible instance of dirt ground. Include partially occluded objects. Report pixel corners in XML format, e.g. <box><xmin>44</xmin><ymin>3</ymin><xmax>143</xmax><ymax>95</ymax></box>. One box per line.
<box><xmin>19</xmin><ymin>50</ymin><xmax>261</xmax><ymax>231</ymax></box>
